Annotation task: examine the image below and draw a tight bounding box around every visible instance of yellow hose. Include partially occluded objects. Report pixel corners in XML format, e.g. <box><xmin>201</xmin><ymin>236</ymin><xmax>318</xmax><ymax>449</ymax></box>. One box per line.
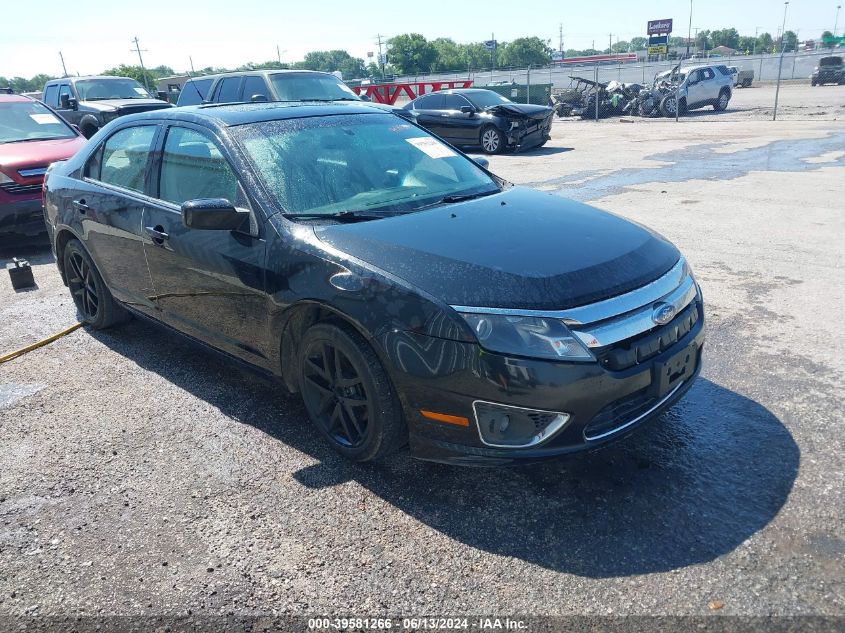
<box><xmin>0</xmin><ymin>323</ymin><xmax>83</xmax><ymax>365</ymax></box>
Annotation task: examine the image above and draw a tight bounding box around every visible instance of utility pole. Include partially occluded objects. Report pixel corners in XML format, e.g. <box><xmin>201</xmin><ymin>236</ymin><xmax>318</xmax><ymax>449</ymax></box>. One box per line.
<box><xmin>559</xmin><ymin>23</ymin><xmax>563</xmax><ymax>53</ymax></box>
<box><xmin>277</xmin><ymin>45</ymin><xmax>281</xmax><ymax>64</ymax></box>
<box><xmin>608</xmin><ymin>33</ymin><xmax>613</xmax><ymax>54</ymax></box>
<box><xmin>773</xmin><ymin>1</ymin><xmax>790</xmax><ymax>121</ymax></box>
<box><xmin>58</xmin><ymin>51</ymin><xmax>68</xmax><ymax>77</ymax></box>
<box><xmin>491</xmin><ymin>32</ymin><xmax>496</xmax><ymax>72</ymax></box>
<box><xmin>835</xmin><ymin>5</ymin><xmax>842</xmax><ymax>37</ymax></box>
<box><xmin>131</xmin><ymin>37</ymin><xmax>151</xmax><ymax>93</ymax></box>
<box><xmin>375</xmin><ymin>34</ymin><xmax>386</xmax><ymax>77</ymax></box>
<box><xmin>686</xmin><ymin>0</ymin><xmax>693</xmax><ymax>57</ymax></box>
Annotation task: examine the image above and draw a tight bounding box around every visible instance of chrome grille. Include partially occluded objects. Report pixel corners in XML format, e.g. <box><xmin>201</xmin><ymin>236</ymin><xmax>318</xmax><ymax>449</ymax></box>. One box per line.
<box><xmin>0</xmin><ymin>182</ymin><xmax>42</xmax><ymax>195</ymax></box>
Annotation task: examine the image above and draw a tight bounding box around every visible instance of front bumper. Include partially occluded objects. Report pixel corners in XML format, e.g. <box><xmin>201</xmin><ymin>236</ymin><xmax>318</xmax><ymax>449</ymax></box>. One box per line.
<box><xmin>383</xmin><ymin>302</ymin><xmax>705</xmax><ymax>465</ymax></box>
<box><xmin>509</xmin><ymin>117</ymin><xmax>553</xmax><ymax>152</ymax></box>
<box><xmin>0</xmin><ymin>194</ymin><xmax>46</xmax><ymax>236</ymax></box>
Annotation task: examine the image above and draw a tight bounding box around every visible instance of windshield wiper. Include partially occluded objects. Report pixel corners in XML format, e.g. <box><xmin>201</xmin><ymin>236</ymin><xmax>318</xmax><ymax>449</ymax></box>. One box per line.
<box><xmin>415</xmin><ymin>189</ymin><xmax>500</xmax><ymax>210</ymax></box>
<box><xmin>7</xmin><ymin>137</ymin><xmax>65</xmax><ymax>143</ymax></box>
<box><xmin>282</xmin><ymin>210</ymin><xmax>396</xmax><ymax>222</ymax></box>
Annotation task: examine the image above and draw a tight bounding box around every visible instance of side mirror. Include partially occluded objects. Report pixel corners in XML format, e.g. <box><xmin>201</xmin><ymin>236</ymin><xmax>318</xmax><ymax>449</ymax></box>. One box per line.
<box><xmin>359</xmin><ymin>94</ymin><xmax>372</xmax><ymax>102</ymax></box>
<box><xmin>473</xmin><ymin>157</ymin><xmax>490</xmax><ymax>170</ymax></box>
<box><xmin>181</xmin><ymin>198</ymin><xmax>249</xmax><ymax>231</ymax></box>
<box><xmin>460</xmin><ymin>105</ymin><xmax>474</xmax><ymax>115</ymax></box>
<box><xmin>250</xmin><ymin>94</ymin><xmax>269</xmax><ymax>103</ymax></box>
<box><xmin>60</xmin><ymin>94</ymin><xmax>77</xmax><ymax>110</ymax></box>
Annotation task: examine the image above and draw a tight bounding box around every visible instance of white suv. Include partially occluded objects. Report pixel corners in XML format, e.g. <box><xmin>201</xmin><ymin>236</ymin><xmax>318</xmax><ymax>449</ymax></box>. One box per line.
<box><xmin>674</xmin><ymin>64</ymin><xmax>734</xmax><ymax>113</ymax></box>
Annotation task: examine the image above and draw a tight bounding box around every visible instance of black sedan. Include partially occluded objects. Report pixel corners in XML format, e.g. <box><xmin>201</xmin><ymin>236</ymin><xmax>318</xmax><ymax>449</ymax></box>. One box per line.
<box><xmin>44</xmin><ymin>102</ymin><xmax>704</xmax><ymax>465</ymax></box>
<box><xmin>403</xmin><ymin>88</ymin><xmax>553</xmax><ymax>154</ymax></box>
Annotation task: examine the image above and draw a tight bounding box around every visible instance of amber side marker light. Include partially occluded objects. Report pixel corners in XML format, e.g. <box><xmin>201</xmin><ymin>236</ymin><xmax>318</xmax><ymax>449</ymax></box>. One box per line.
<box><xmin>420</xmin><ymin>410</ymin><xmax>470</xmax><ymax>427</ymax></box>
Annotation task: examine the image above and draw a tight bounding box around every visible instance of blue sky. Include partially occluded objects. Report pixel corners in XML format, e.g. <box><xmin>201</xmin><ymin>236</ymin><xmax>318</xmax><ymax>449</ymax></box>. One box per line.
<box><xmin>1</xmin><ymin>0</ymin><xmax>839</xmax><ymax>78</ymax></box>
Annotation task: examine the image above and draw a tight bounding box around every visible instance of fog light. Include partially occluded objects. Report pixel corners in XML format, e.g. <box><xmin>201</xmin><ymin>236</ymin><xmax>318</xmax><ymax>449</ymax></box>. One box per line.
<box><xmin>473</xmin><ymin>401</ymin><xmax>570</xmax><ymax>448</ymax></box>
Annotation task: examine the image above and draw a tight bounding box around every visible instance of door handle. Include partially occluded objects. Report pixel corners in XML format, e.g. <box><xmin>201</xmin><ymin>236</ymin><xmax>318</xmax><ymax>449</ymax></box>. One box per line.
<box><xmin>72</xmin><ymin>199</ymin><xmax>90</xmax><ymax>213</ymax></box>
<box><xmin>144</xmin><ymin>225</ymin><xmax>169</xmax><ymax>244</ymax></box>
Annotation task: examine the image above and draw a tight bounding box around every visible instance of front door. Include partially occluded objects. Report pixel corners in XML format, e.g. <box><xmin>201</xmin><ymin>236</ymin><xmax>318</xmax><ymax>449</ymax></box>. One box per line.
<box><xmin>55</xmin><ymin>83</ymin><xmax>83</xmax><ymax>126</ymax></box>
<box><xmin>440</xmin><ymin>94</ymin><xmax>480</xmax><ymax>145</ymax></box>
<box><xmin>141</xmin><ymin>124</ymin><xmax>271</xmax><ymax>366</ymax></box>
<box><xmin>77</xmin><ymin>123</ymin><xmax>159</xmax><ymax>314</ymax></box>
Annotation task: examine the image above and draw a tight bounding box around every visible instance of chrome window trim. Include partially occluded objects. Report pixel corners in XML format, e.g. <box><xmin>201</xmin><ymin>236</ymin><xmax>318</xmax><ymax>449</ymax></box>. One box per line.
<box><xmin>573</xmin><ymin>275</ymin><xmax>697</xmax><ymax>348</ymax></box>
<box><xmin>451</xmin><ymin>257</ymin><xmax>688</xmax><ymax>326</ymax></box>
<box><xmin>584</xmin><ymin>379</ymin><xmax>686</xmax><ymax>442</ymax></box>
<box><xmin>472</xmin><ymin>400</ymin><xmax>572</xmax><ymax>449</ymax></box>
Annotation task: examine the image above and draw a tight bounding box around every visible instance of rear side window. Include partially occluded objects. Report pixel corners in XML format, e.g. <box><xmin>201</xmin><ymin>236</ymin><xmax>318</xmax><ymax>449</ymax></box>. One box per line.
<box><xmin>214</xmin><ymin>77</ymin><xmax>242</xmax><ymax>103</ymax></box>
<box><xmin>43</xmin><ymin>85</ymin><xmax>58</xmax><ymax>107</ymax></box>
<box><xmin>701</xmin><ymin>68</ymin><xmax>715</xmax><ymax>80</ymax></box>
<box><xmin>158</xmin><ymin>127</ymin><xmax>240</xmax><ymax>205</ymax></box>
<box><xmin>176</xmin><ymin>79</ymin><xmax>213</xmax><ymax>106</ymax></box>
<box><xmin>717</xmin><ymin>65</ymin><xmax>731</xmax><ymax>76</ymax></box>
<box><xmin>98</xmin><ymin>125</ymin><xmax>157</xmax><ymax>193</ymax></box>
<box><xmin>414</xmin><ymin>94</ymin><xmax>444</xmax><ymax>109</ymax></box>
<box><xmin>242</xmin><ymin>76</ymin><xmax>268</xmax><ymax>101</ymax></box>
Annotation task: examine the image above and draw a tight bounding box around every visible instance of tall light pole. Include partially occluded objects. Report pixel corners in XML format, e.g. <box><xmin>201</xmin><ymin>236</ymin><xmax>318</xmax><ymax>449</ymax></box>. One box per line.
<box><xmin>686</xmin><ymin>0</ymin><xmax>693</xmax><ymax>58</ymax></box>
<box><xmin>835</xmin><ymin>5</ymin><xmax>842</xmax><ymax>37</ymax></box>
<box><xmin>773</xmin><ymin>1</ymin><xmax>790</xmax><ymax>121</ymax></box>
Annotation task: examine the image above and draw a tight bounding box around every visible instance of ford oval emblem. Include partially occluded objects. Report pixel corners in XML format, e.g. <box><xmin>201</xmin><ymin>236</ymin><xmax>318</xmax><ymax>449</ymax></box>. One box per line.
<box><xmin>652</xmin><ymin>302</ymin><xmax>676</xmax><ymax>326</ymax></box>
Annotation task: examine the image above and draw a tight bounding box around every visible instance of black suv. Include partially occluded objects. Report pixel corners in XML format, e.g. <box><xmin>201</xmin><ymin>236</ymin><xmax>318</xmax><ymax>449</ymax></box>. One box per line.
<box><xmin>41</xmin><ymin>76</ymin><xmax>173</xmax><ymax>138</ymax></box>
<box><xmin>811</xmin><ymin>56</ymin><xmax>844</xmax><ymax>86</ymax></box>
<box><xmin>43</xmin><ymin>103</ymin><xmax>704</xmax><ymax>465</ymax></box>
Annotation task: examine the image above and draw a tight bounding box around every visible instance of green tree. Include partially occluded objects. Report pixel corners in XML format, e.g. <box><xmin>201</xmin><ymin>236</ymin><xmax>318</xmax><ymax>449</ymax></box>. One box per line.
<box><xmin>710</xmin><ymin>28</ymin><xmax>740</xmax><ymax>49</ymax></box>
<box><xmin>461</xmin><ymin>42</ymin><xmax>494</xmax><ymax>70</ymax></box>
<box><xmin>292</xmin><ymin>50</ymin><xmax>366</xmax><ymax>79</ymax></box>
<box><xmin>630</xmin><ymin>37</ymin><xmax>647</xmax><ymax>51</ymax></box>
<box><xmin>756</xmin><ymin>32</ymin><xmax>774</xmax><ymax>52</ymax></box>
<box><xmin>387</xmin><ymin>33</ymin><xmax>437</xmax><ymax>74</ymax></box>
<box><xmin>102</xmin><ymin>64</ymin><xmax>174</xmax><ymax>90</ymax></box>
<box><xmin>430</xmin><ymin>38</ymin><xmax>463</xmax><ymax>71</ymax></box>
<box><xmin>497</xmin><ymin>36</ymin><xmax>552</xmax><ymax>67</ymax></box>
<box><xmin>820</xmin><ymin>30</ymin><xmax>835</xmax><ymax>48</ymax></box>
<box><xmin>611</xmin><ymin>40</ymin><xmax>630</xmax><ymax>53</ymax></box>
<box><xmin>695</xmin><ymin>30</ymin><xmax>711</xmax><ymax>51</ymax></box>
<box><xmin>781</xmin><ymin>30</ymin><xmax>798</xmax><ymax>52</ymax></box>
<box><xmin>738</xmin><ymin>36</ymin><xmax>757</xmax><ymax>54</ymax></box>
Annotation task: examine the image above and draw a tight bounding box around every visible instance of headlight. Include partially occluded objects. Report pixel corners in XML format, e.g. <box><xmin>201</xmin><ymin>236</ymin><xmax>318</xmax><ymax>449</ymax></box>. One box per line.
<box><xmin>457</xmin><ymin>312</ymin><xmax>594</xmax><ymax>361</ymax></box>
<box><xmin>0</xmin><ymin>171</ymin><xmax>13</xmax><ymax>184</ymax></box>
<box><xmin>101</xmin><ymin>110</ymin><xmax>119</xmax><ymax>122</ymax></box>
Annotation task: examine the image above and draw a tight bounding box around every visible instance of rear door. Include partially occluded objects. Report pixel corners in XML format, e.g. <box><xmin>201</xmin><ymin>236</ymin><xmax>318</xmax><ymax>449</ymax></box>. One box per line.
<box><xmin>141</xmin><ymin>123</ymin><xmax>270</xmax><ymax>365</ymax></box>
<box><xmin>75</xmin><ymin>123</ymin><xmax>160</xmax><ymax>314</ymax></box>
<box><xmin>212</xmin><ymin>76</ymin><xmax>243</xmax><ymax>104</ymax></box>
<box><xmin>410</xmin><ymin>93</ymin><xmax>446</xmax><ymax>137</ymax></box>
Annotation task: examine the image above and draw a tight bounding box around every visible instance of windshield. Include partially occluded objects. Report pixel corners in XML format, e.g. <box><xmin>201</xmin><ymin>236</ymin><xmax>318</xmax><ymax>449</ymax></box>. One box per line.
<box><xmin>464</xmin><ymin>91</ymin><xmax>513</xmax><ymax>110</ymax></box>
<box><xmin>235</xmin><ymin>113</ymin><xmax>499</xmax><ymax>217</ymax></box>
<box><xmin>0</xmin><ymin>100</ymin><xmax>76</xmax><ymax>144</ymax></box>
<box><xmin>75</xmin><ymin>78</ymin><xmax>152</xmax><ymax>100</ymax></box>
<box><xmin>269</xmin><ymin>73</ymin><xmax>359</xmax><ymax>101</ymax></box>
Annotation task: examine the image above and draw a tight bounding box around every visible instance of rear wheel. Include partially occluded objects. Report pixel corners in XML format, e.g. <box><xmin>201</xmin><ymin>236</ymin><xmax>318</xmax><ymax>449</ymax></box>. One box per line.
<box><xmin>63</xmin><ymin>239</ymin><xmax>127</xmax><ymax>329</ymax></box>
<box><xmin>713</xmin><ymin>90</ymin><xmax>730</xmax><ymax>111</ymax></box>
<box><xmin>298</xmin><ymin>323</ymin><xmax>405</xmax><ymax>462</ymax></box>
<box><xmin>480</xmin><ymin>126</ymin><xmax>505</xmax><ymax>154</ymax></box>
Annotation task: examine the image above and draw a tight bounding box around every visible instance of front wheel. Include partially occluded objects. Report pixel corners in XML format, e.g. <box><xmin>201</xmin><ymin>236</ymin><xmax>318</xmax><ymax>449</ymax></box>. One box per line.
<box><xmin>298</xmin><ymin>323</ymin><xmax>406</xmax><ymax>462</ymax></box>
<box><xmin>659</xmin><ymin>94</ymin><xmax>678</xmax><ymax>117</ymax></box>
<box><xmin>480</xmin><ymin>126</ymin><xmax>505</xmax><ymax>154</ymax></box>
<box><xmin>63</xmin><ymin>239</ymin><xmax>127</xmax><ymax>329</ymax></box>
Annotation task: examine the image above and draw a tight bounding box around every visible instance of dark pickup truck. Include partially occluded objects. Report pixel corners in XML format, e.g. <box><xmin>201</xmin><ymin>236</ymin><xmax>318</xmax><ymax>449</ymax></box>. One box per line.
<box><xmin>41</xmin><ymin>76</ymin><xmax>172</xmax><ymax>138</ymax></box>
<box><xmin>811</xmin><ymin>56</ymin><xmax>844</xmax><ymax>86</ymax></box>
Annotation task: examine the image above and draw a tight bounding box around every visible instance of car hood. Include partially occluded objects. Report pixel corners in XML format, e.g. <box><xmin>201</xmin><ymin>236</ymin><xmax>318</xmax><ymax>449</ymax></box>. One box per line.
<box><xmin>84</xmin><ymin>99</ymin><xmax>172</xmax><ymax>112</ymax></box>
<box><xmin>312</xmin><ymin>187</ymin><xmax>680</xmax><ymax>311</ymax></box>
<box><xmin>0</xmin><ymin>136</ymin><xmax>87</xmax><ymax>182</ymax></box>
<box><xmin>486</xmin><ymin>103</ymin><xmax>552</xmax><ymax>120</ymax></box>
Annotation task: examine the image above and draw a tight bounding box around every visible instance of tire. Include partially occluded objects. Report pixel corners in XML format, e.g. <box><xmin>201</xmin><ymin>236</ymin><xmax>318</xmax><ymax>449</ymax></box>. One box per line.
<box><xmin>713</xmin><ymin>90</ymin><xmax>730</xmax><ymax>111</ymax></box>
<box><xmin>811</xmin><ymin>79</ymin><xmax>817</xmax><ymax>86</ymax></box>
<box><xmin>298</xmin><ymin>322</ymin><xmax>406</xmax><ymax>462</ymax></box>
<box><xmin>78</xmin><ymin>115</ymin><xmax>100</xmax><ymax>139</ymax></box>
<box><xmin>659</xmin><ymin>94</ymin><xmax>678</xmax><ymax>117</ymax></box>
<box><xmin>63</xmin><ymin>239</ymin><xmax>128</xmax><ymax>329</ymax></box>
<box><xmin>480</xmin><ymin>126</ymin><xmax>505</xmax><ymax>154</ymax></box>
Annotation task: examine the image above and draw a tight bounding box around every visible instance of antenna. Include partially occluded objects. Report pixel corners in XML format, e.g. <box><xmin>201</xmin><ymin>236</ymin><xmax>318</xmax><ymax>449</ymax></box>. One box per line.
<box><xmin>131</xmin><ymin>36</ymin><xmax>151</xmax><ymax>92</ymax></box>
<box><xmin>185</xmin><ymin>56</ymin><xmax>204</xmax><ymax>102</ymax></box>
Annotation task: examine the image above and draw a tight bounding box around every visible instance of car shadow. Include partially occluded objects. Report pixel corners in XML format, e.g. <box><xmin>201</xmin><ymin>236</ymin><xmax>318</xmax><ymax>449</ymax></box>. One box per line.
<box><xmin>89</xmin><ymin>317</ymin><xmax>799</xmax><ymax>579</ymax></box>
<box><xmin>515</xmin><ymin>146</ymin><xmax>574</xmax><ymax>156</ymax></box>
<box><xmin>0</xmin><ymin>233</ymin><xmax>52</xmax><ymax>266</ymax></box>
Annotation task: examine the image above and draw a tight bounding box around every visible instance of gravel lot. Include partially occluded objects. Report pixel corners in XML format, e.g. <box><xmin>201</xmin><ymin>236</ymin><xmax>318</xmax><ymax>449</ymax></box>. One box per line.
<box><xmin>1</xmin><ymin>83</ymin><xmax>843</xmax><ymax>627</ymax></box>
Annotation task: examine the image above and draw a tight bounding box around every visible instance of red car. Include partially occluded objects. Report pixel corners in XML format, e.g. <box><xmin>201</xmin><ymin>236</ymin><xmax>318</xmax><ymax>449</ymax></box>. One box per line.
<box><xmin>1</xmin><ymin>94</ymin><xmax>87</xmax><ymax>236</ymax></box>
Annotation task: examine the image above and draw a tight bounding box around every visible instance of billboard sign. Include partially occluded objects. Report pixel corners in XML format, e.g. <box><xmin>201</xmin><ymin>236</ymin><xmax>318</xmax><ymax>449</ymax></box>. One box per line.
<box><xmin>648</xmin><ymin>45</ymin><xmax>668</xmax><ymax>55</ymax></box>
<box><xmin>647</xmin><ymin>19</ymin><xmax>673</xmax><ymax>35</ymax></box>
<box><xmin>648</xmin><ymin>35</ymin><xmax>668</xmax><ymax>45</ymax></box>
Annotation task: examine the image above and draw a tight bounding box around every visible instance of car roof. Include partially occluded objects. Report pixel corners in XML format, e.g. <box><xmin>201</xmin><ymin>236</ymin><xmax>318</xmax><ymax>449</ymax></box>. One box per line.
<box><xmin>0</xmin><ymin>94</ymin><xmax>34</xmax><ymax>103</ymax></box>
<box><xmin>188</xmin><ymin>69</ymin><xmax>339</xmax><ymax>81</ymax></box>
<box><xmin>114</xmin><ymin>101</ymin><xmax>386</xmax><ymax>127</ymax></box>
<box><xmin>46</xmin><ymin>75</ymin><xmax>138</xmax><ymax>84</ymax></box>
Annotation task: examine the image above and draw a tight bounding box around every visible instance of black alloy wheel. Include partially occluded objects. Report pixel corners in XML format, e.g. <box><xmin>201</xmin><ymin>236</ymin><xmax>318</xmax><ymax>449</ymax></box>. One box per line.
<box><xmin>298</xmin><ymin>323</ymin><xmax>405</xmax><ymax>462</ymax></box>
<box><xmin>63</xmin><ymin>239</ymin><xmax>127</xmax><ymax>329</ymax></box>
<box><xmin>67</xmin><ymin>249</ymin><xmax>98</xmax><ymax>321</ymax></box>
